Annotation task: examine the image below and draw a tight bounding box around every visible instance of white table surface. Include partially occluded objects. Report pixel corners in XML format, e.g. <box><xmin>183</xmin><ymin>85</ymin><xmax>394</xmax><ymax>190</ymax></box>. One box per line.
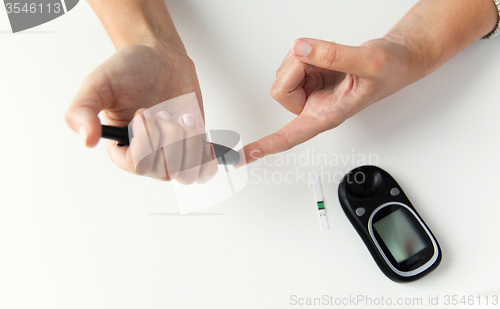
<box><xmin>1</xmin><ymin>1</ymin><xmax>500</xmax><ymax>308</ymax></box>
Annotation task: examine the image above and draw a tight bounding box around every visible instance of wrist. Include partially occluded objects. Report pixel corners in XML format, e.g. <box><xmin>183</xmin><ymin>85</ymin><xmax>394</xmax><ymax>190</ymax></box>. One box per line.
<box><xmin>88</xmin><ymin>0</ymin><xmax>186</xmax><ymax>52</ymax></box>
<box><xmin>113</xmin><ymin>13</ymin><xmax>186</xmax><ymax>53</ymax></box>
<box><xmin>381</xmin><ymin>32</ymin><xmax>436</xmax><ymax>81</ymax></box>
<box><xmin>124</xmin><ymin>26</ymin><xmax>186</xmax><ymax>54</ymax></box>
<box><xmin>382</xmin><ymin>0</ymin><xmax>500</xmax><ymax>80</ymax></box>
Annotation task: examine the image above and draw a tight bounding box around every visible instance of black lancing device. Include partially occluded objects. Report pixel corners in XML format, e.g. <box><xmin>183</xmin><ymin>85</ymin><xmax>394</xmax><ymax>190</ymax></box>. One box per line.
<box><xmin>101</xmin><ymin>125</ymin><xmax>240</xmax><ymax>165</ymax></box>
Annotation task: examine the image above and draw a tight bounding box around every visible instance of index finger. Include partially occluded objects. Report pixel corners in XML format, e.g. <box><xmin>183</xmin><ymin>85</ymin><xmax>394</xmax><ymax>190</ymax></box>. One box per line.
<box><xmin>236</xmin><ymin>113</ymin><xmax>325</xmax><ymax>167</ymax></box>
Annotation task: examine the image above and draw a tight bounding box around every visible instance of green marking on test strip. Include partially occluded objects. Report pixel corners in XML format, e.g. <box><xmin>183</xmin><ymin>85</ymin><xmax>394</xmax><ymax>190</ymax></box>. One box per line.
<box><xmin>317</xmin><ymin>202</ymin><xmax>325</xmax><ymax>210</ymax></box>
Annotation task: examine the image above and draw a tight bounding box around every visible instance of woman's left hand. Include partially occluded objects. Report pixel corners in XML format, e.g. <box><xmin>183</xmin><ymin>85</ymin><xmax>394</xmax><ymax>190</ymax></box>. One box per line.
<box><xmin>238</xmin><ymin>37</ymin><xmax>419</xmax><ymax>166</ymax></box>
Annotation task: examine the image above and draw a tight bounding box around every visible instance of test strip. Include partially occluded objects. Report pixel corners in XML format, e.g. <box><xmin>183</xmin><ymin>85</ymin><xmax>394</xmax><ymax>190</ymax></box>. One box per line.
<box><xmin>311</xmin><ymin>173</ymin><xmax>328</xmax><ymax>230</ymax></box>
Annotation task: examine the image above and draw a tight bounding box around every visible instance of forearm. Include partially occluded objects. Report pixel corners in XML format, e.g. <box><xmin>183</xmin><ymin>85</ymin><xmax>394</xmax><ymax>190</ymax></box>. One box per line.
<box><xmin>87</xmin><ymin>0</ymin><xmax>184</xmax><ymax>50</ymax></box>
<box><xmin>384</xmin><ymin>0</ymin><xmax>498</xmax><ymax>78</ymax></box>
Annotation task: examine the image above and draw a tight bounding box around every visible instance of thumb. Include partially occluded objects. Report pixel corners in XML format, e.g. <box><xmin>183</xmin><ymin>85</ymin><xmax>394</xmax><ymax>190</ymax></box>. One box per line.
<box><xmin>291</xmin><ymin>38</ymin><xmax>374</xmax><ymax>76</ymax></box>
<box><xmin>64</xmin><ymin>76</ymin><xmax>111</xmax><ymax>147</ymax></box>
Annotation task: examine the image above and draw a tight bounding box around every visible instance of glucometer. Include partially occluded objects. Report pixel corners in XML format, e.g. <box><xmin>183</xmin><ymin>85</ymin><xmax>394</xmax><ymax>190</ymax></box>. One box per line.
<box><xmin>338</xmin><ymin>165</ymin><xmax>441</xmax><ymax>282</ymax></box>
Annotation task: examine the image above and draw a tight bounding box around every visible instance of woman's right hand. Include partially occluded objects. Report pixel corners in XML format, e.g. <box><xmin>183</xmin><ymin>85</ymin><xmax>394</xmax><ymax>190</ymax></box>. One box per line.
<box><xmin>239</xmin><ymin>37</ymin><xmax>418</xmax><ymax>166</ymax></box>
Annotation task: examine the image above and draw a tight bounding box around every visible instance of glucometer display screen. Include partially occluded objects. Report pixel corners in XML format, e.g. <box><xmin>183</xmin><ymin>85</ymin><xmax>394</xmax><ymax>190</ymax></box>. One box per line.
<box><xmin>373</xmin><ymin>209</ymin><xmax>427</xmax><ymax>263</ymax></box>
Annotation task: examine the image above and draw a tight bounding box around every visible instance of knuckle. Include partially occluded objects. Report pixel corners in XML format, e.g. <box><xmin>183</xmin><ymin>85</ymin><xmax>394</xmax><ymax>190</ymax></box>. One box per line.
<box><xmin>160</xmin><ymin>120</ymin><xmax>176</xmax><ymax>131</ymax></box>
<box><xmin>208</xmin><ymin>164</ymin><xmax>218</xmax><ymax>178</ymax></box>
<box><xmin>106</xmin><ymin>149</ymin><xmax>117</xmax><ymax>164</ymax></box>
<box><xmin>198</xmin><ymin>163</ymin><xmax>218</xmax><ymax>183</ymax></box>
<box><xmin>274</xmin><ymin>129</ymin><xmax>293</xmax><ymax>151</ymax></box>
<box><xmin>275</xmin><ymin>67</ymin><xmax>282</xmax><ymax>78</ymax></box>
<box><xmin>270</xmin><ymin>83</ymin><xmax>281</xmax><ymax>100</ymax></box>
<box><xmin>83</xmin><ymin>69</ymin><xmax>106</xmax><ymax>89</ymax></box>
<box><xmin>185</xmin><ymin>58</ymin><xmax>197</xmax><ymax>72</ymax></box>
<box><xmin>169</xmin><ymin>124</ymin><xmax>184</xmax><ymax>141</ymax></box>
<box><xmin>63</xmin><ymin>110</ymin><xmax>73</xmax><ymax>126</ymax></box>
<box><xmin>174</xmin><ymin>51</ymin><xmax>196</xmax><ymax>70</ymax></box>
<box><xmin>365</xmin><ymin>48</ymin><xmax>389</xmax><ymax>77</ymax></box>
<box><xmin>304</xmin><ymin>64</ymin><xmax>315</xmax><ymax>74</ymax></box>
<box><xmin>178</xmin><ymin>176</ymin><xmax>196</xmax><ymax>185</ymax></box>
<box><xmin>318</xmin><ymin>44</ymin><xmax>338</xmax><ymax>69</ymax></box>
<box><xmin>182</xmin><ymin>136</ymin><xmax>202</xmax><ymax>156</ymax></box>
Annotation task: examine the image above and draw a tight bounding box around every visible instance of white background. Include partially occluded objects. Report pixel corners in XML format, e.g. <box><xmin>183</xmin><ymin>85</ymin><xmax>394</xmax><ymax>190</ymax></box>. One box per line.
<box><xmin>1</xmin><ymin>1</ymin><xmax>500</xmax><ymax>308</ymax></box>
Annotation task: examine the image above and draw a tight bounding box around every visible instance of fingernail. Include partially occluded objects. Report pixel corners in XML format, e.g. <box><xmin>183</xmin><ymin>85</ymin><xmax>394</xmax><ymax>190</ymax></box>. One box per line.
<box><xmin>182</xmin><ymin>113</ymin><xmax>195</xmax><ymax>127</ymax></box>
<box><xmin>204</xmin><ymin>144</ymin><xmax>212</xmax><ymax>157</ymax></box>
<box><xmin>293</xmin><ymin>39</ymin><xmax>311</xmax><ymax>57</ymax></box>
<box><xmin>143</xmin><ymin>110</ymin><xmax>152</xmax><ymax>119</ymax></box>
<box><xmin>233</xmin><ymin>148</ymin><xmax>245</xmax><ymax>169</ymax></box>
<box><xmin>134</xmin><ymin>108</ymin><xmax>146</xmax><ymax>117</ymax></box>
<box><xmin>158</xmin><ymin>111</ymin><xmax>171</xmax><ymax>120</ymax></box>
<box><xmin>78</xmin><ymin>125</ymin><xmax>87</xmax><ymax>143</ymax></box>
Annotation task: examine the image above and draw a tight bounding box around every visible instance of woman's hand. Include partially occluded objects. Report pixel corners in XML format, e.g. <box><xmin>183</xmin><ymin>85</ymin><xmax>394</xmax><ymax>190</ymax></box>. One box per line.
<box><xmin>64</xmin><ymin>0</ymin><xmax>218</xmax><ymax>184</ymax></box>
<box><xmin>240</xmin><ymin>37</ymin><xmax>417</xmax><ymax>165</ymax></box>
<box><xmin>239</xmin><ymin>0</ymin><xmax>498</xmax><ymax>166</ymax></box>
<box><xmin>65</xmin><ymin>41</ymin><xmax>217</xmax><ymax>184</ymax></box>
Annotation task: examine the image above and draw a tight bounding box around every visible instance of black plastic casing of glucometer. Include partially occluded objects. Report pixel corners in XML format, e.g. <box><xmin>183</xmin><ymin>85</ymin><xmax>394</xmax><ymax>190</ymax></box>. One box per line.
<box><xmin>338</xmin><ymin>165</ymin><xmax>442</xmax><ymax>283</ymax></box>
